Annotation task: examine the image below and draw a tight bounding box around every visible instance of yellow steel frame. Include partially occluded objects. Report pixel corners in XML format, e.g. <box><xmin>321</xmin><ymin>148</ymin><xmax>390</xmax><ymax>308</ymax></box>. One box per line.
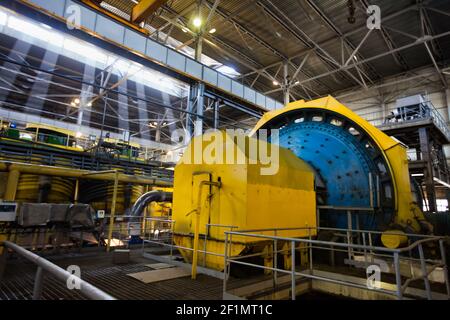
<box><xmin>79</xmin><ymin>0</ymin><xmax>150</xmax><ymax>35</ymax></box>
<box><xmin>131</xmin><ymin>0</ymin><xmax>169</xmax><ymax>24</ymax></box>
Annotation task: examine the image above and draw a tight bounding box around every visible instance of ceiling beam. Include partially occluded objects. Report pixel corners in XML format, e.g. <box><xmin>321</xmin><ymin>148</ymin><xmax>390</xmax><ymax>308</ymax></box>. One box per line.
<box><xmin>240</xmin><ymin>3</ymin><xmax>420</xmax><ymax>79</ymax></box>
<box><xmin>358</xmin><ymin>0</ymin><xmax>410</xmax><ymax>71</ymax></box>
<box><xmin>202</xmin><ymin>0</ymin><xmax>329</xmax><ymax>95</ymax></box>
<box><xmin>131</xmin><ymin>0</ymin><xmax>169</xmax><ymax>24</ymax></box>
<box><xmin>305</xmin><ymin>0</ymin><xmax>380</xmax><ymax>80</ymax></box>
<box><xmin>256</xmin><ymin>0</ymin><xmax>365</xmax><ymax>89</ymax></box>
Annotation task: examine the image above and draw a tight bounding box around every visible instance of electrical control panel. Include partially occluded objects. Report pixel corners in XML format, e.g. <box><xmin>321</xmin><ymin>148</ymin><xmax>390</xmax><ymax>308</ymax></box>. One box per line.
<box><xmin>0</xmin><ymin>202</ymin><xmax>18</xmax><ymax>222</ymax></box>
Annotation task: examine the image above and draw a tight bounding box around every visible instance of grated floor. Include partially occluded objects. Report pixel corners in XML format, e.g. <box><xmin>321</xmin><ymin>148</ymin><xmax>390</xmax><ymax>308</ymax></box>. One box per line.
<box><xmin>0</xmin><ymin>249</ymin><xmax>232</xmax><ymax>300</ymax></box>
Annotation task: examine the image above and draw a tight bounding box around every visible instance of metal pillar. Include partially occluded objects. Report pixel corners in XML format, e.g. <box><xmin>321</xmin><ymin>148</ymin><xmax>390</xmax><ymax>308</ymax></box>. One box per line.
<box><xmin>283</xmin><ymin>62</ymin><xmax>290</xmax><ymax>106</ymax></box>
<box><xmin>445</xmin><ymin>88</ymin><xmax>450</xmax><ymax>122</ymax></box>
<box><xmin>214</xmin><ymin>100</ymin><xmax>220</xmax><ymax>129</ymax></box>
<box><xmin>194</xmin><ymin>83</ymin><xmax>205</xmax><ymax>137</ymax></box>
<box><xmin>4</xmin><ymin>169</ymin><xmax>20</xmax><ymax>201</ymax></box>
<box><xmin>419</xmin><ymin>127</ymin><xmax>437</xmax><ymax>212</ymax></box>
<box><xmin>195</xmin><ymin>36</ymin><xmax>203</xmax><ymax>62</ymax></box>
<box><xmin>74</xmin><ymin>179</ymin><xmax>79</xmax><ymax>204</ymax></box>
<box><xmin>381</xmin><ymin>101</ymin><xmax>388</xmax><ymax>122</ymax></box>
<box><xmin>186</xmin><ymin>86</ymin><xmax>194</xmax><ymax>137</ymax></box>
<box><xmin>106</xmin><ymin>170</ymin><xmax>119</xmax><ymax>252</ymax></box>
<box><xmin>32</xmin><ymin>267</ymin><xmax>45</xmax><ymax>300</ymax></box>
<box><xmin>0</xmin><ymin>246</ymin><xmax>7</xmax><ymax>281</ymax></box>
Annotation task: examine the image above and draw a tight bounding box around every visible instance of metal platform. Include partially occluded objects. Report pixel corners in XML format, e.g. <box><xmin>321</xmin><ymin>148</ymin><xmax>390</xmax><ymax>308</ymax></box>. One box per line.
<box><xmin>0</xmin><ymin>249</ymin><xmax>232</xmax><ymax>300</ymax></box>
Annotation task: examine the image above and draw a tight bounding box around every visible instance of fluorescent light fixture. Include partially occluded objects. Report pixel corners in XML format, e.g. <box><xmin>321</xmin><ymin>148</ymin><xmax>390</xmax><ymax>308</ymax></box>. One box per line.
<box><xmin>0</xmin><ymin>11</ymin><xmax>7</xmax><ymax>26</ymax></box>
<box><xmin>411</xmin><ymin>173</ymin><xmax>424</xmax><ymax>177</ymax></box>
<box><xmin>434</xmin><ymin>177</ymin><xmax>450</xmax><ymax>188</ymax></box>
<box><xmin>40</xmin><ymin>23</ymin><xmax>52</xmax><ymax>30</ymax></box>
<box><xmin>182</xmin><ymin>27</ymin><xmax>189</xmax><ymax>33</ymax></box>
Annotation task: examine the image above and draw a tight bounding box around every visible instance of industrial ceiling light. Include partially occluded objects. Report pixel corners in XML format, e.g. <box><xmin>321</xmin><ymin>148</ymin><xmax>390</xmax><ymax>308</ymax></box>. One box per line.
<box><xmin>70</xmin><ymin>102</ymin><xmax>76</xmax><ymax>107</ymax></box>
<box><xmin>193</xmin><ymin>17</ymin><xmax>202</xmax><ymax>28</ymax></box>
<box><xmin>74</xmin><ymin>98</ymin><xmax>80</xmax><ymax>104</ymax></box>
<box><xmin>273</xmin><ymin>80</ymin><xmax>279</xmax><ymax>86</ymax></box>
<box><xmin>182</xmin><ymin>27</ymin><xmax>190</xmax><ymax>33</ymax></box>
<box><xmin>209</xmin><ymin>28</ymin><xmax>216</xmax><ymax>34</ymax></box>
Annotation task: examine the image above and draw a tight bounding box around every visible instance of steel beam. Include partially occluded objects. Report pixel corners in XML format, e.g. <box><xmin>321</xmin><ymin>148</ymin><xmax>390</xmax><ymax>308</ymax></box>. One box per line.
<box><xmin>419</xmin><ymin>127</ymin><xmax>437</xmax><ymax>213</ymax></box>
<box><xmin>266</xmin><ymin>29</ymin><xmax>450</xmax><ymax>94</ymax></box>
<box><xmin>240</xmin><ymin>3</ymin><xmax>421</xmax><ymax>82</ymax></box>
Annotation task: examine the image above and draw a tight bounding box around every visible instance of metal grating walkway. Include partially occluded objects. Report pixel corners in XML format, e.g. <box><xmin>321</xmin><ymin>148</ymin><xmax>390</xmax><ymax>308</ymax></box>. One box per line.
<box><xmin>0</xmin><ymin>250</ymin><xmax>231</xmax><ymax>300</ymax></box>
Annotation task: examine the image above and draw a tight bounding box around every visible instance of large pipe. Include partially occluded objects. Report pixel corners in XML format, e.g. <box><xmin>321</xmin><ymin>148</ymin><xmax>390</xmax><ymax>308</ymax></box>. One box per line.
<box><xmin>130</xmin><ymin>190</ymin><xmax>172</xmax><ymax>219</ymax></box>
<box><xmin>0</xmin><ymin>162</ymin><xmax>173</xmax><ymax>187</ymax></box>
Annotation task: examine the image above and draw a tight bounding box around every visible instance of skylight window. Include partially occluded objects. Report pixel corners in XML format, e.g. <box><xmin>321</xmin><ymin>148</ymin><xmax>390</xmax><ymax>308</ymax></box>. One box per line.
<box><xmin>216</xmin><ymin>65</ymin><xmax>240</xmax><ymax>78</ymax></box>
<box><xmin>8</xmin><ymin>16</ymin><xmax>64</xmax><ymax>47</ymax></box>
<box><xmin>0</xmin><ymin>7</ymin><xmax>190</xmax><ymax>98</ymax></box>
<box><xmin>63</xmin><ymin>38</ymin><xmax>108</xmax><ymax>64</ymax></box>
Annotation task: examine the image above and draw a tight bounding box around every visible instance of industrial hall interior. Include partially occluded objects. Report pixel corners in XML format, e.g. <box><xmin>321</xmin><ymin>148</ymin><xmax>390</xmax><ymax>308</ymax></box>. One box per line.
<box><xmin>0</xmin><ymin>0</ymin><xmax>450</xmax><ymax>302</ymax></box>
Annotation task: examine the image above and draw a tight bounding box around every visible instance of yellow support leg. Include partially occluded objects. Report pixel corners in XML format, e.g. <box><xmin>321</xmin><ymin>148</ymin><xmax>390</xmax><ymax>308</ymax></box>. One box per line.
<box><xmin>191</xmin><ymin>211</ymin><xmax>200</xmax><ymax>280</ymax></box>
<box><xmin>74</xmin><ymin>179</ymin><xmax>79</xmax><ymax>204</ymax></box>
<box><xmin>5</xmin><ymin>170</ymin><xmax>20</xmax><ymax>201</ymax></box>
<box><xmin>107</xmin><ymin>171</ymin><xmax>119</xmax><ymax>252</ymax></box>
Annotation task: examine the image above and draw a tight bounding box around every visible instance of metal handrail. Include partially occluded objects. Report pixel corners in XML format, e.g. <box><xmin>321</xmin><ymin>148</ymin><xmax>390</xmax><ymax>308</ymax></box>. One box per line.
<box><xmin>225</xmin><ymin>230</ymin><xmax>443</xmax><ymax>254</ymax></box>
<box><xmin>223</xmin><ymin>228</ymin><xmax>449</xmax><ymax>300</ymax></box>
<box><xmin>234</xmin><ymin>225</ymin><xmax>437</xmax><ymax>239</ymax></box>
<box><xmin>0</xmin><ymin>241</ymin><xmax>116</xmax><ymax>300</ymax></box>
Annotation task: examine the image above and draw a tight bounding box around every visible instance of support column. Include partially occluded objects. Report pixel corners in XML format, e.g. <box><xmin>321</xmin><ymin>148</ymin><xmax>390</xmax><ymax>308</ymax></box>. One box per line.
<box><xmin>186</xmin><ymin>85</ymin><xmax>195</xmax><ymax>138</ymax></box>
<box><xmin>283</xmin><ymin>62</ymin><xmax>290</xmax><ymax>106</ymax></box>
<box><xmin>381</xmin><ymin>102</ymin><xmax>388</xmax><ymax>123</ymax></box>
<box><xmin>445</xmin><ymin>88</ymin><xmax>450</xmax><ymax>123</ymax></box>
<box><xmin>5</xmin><ymin>170</ymin><xmax>20</xmax><ymax>201</ymax></box>
<box><xmin>194</xmin><ymin>83</ymin><xmax>205</xmax><ymax>137</ymax></box>
<box><xmin>195</xmin><ymin>36</ymin><xmax>203</xmax><ymax>62</ymax></box>
<box><xmin>419</xmin><ymin>127</ymin><xmax>437</xmax><ymax>212</ymax></box>
<box><xmin>213</xmin><ymin>100</ymin><xmax>220</xmax><ymax>129</ymax></box>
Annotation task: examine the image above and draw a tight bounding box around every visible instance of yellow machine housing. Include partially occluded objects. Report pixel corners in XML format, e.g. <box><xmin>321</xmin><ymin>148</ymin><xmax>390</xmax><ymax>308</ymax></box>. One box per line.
<box><xmin>251</xmin><ymin>96</ymin><xmax>431</xmax><ymax>247</ymax></box>
<box><xmin>172</xmin><ymin>131</ymin><xmax>317</xmax><ymax>270</ymax></box>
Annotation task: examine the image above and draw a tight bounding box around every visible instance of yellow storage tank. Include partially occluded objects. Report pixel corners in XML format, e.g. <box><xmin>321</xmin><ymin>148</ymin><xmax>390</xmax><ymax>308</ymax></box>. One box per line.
<box><xmin>172</xmin><ymin>131</ymin><xmax>317</xmax><ymax>270</ymax></box>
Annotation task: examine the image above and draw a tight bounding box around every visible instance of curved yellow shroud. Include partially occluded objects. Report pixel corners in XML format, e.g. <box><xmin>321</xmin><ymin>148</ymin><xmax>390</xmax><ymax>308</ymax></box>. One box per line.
<box><xmin>252</xmin><ymin>96</ymin><xmax>426</xmax><ymax>234</ymax></box>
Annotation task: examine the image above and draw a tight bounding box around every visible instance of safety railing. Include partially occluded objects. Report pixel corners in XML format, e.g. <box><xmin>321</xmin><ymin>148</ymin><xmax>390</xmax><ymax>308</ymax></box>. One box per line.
<box><xmin>0</xmin><ymin>241</ymin><xmax>115</xmax><ymax>300</ymax></box>
<box><xmin>376</xmin><ymin>100</ymin><xmax>450</xmax><ymax>141</ymax></box>
<box><xmin>0</xmin><ymin>137</ymin><xmax>174</xmax><ymax>180</ymax></box>
<box><xmin>223</xmin><ymin>226</ymin><xmax>450</xmax><ymax>300</ymax></box>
